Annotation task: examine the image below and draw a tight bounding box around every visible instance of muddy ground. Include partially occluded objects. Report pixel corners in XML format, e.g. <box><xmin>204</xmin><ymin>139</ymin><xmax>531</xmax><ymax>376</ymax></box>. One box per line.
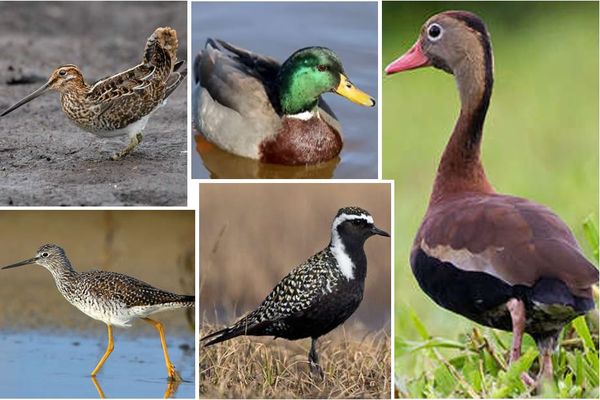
<box><xmin>0</xmin><ymin>2</ymin><xmax>187</xmax><ymax>206</ymax></box>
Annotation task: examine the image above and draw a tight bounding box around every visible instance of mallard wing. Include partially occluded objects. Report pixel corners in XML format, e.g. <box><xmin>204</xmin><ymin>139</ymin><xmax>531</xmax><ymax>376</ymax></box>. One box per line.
<box><xmin>194</xmin><ymin>39</ymin><xmax>284</xmax><ymax>158</ymax></box>
<box><xmin>195</xmin><ymin>39</ymin><xmax>280</xmax><ymax>116</ymax></box>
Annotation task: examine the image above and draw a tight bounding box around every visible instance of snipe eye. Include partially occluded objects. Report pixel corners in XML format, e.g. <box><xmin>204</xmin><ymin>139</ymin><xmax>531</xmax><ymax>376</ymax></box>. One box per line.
<box><xmin>427</xmin><ymin>23</ymin><xmax>443</xmax><ymax>41</ymax></box>
<box><xmin>316</xmin><ymin>64</ymin><xmax>328</xmax><ymax>72</ymax></box>
<box><xmin>41</xmin><ymin>252</ymin><xmax>49</xmax><ymax>258</ymax></box>
<box><xmin>58</xmin><ymin>69</ymin><xmax>67</xmax><ymax>77</ymax></box>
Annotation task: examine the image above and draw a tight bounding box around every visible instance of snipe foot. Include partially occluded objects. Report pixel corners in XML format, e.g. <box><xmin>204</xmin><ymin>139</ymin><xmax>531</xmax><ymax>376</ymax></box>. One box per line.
<box><xmin>111</xmin><ymin>132</ymin><xmax>143</xmax><ymax>160</ymax></box>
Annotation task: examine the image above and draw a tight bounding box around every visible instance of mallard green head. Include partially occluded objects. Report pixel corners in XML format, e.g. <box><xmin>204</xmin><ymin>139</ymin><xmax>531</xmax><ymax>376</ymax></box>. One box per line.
<box><xmin>277</xmin><ymin>47</ymin><xmax>375</xmax><ymax>116</ymax></box>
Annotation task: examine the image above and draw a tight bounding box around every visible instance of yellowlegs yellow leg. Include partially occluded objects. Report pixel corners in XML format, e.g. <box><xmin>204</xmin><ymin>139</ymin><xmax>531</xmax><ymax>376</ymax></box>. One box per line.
<box><xmin>91</xmin><ymin>324</ymin><xmax>114</xmax><ymax>377</ymax></box>
<box><xmin>142</xmin><ymin>317</ymin><xmax>181</xmax><ymax>381</ymax></box>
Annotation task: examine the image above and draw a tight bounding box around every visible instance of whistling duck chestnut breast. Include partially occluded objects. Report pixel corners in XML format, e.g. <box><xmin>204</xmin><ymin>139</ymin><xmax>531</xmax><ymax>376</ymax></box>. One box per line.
<box><xmin>386</xmin><ymin>11</ymin><xmax>598</xmax><ymax>382</ymax></box>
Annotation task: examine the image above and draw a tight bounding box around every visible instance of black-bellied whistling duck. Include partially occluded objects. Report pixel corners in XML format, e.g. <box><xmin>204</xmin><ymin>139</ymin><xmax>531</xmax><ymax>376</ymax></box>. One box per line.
<box><xmin>385</xmin><ymin>11</ymin><xmax>598</xmax><ymax>383</ymax></box>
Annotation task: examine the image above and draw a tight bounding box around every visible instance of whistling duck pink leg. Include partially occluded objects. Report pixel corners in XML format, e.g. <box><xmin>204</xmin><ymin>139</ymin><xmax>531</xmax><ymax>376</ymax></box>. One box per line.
<box><xmin>539</xmin><ymin>349</ymin><xmax>554</xmax><ymax>380</ymax></box>
<box><xmin>507</xmin><ymin>298</ymin><xmax>535</xmax><ymax>386</ymax></box>
<box><xmin>507</xmin><ymin>298</ymin><xmax>525</xmax><ymax>362</ymax></box>
<box><xmin>534</xmin><ymin>336</ymin><xmax>556</xmax><ymax>386</ymax></box>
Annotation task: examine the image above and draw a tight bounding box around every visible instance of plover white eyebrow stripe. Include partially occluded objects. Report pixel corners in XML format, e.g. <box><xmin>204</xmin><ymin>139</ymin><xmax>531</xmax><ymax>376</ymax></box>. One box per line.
<box><xmin>331</xmin><ymin>213</ymin><xmax>374</xmax><ymax>231</ymax></box>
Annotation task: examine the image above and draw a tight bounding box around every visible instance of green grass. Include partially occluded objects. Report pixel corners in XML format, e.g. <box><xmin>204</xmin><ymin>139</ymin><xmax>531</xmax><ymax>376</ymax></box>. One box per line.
<box><xmin>384</xmin><ymin>2</ymin><xmax>599</xmax><ymax>397</ymax></box>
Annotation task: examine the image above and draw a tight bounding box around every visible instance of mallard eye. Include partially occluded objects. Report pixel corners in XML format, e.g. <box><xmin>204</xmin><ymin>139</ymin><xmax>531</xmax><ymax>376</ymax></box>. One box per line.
<box><xmin>58</xmin><ymin>69</ymin><xmax>67</xmax><ymax>77</ymax></box>
<box><xmin>427</xmin><ymin>23</ymin><xmax>443</xmax><ymax>41</ymax></box>
<box><xmin>317</xmin><ymin>64</ymin><xmax>328</xmax><ymax>72</ymax></box>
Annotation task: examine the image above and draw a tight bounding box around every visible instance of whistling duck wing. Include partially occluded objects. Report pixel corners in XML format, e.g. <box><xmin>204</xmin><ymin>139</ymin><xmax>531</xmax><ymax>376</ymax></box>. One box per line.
<box><xmin>414</xmin><ymin>193</ymin><xmax>598</xmax><ymax>299</ymax></box>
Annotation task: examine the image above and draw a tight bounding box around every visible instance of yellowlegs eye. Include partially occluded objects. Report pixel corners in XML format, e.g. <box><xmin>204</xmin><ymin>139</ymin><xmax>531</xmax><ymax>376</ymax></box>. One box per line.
<box><xmin>42</xmin><ymin>252</ymin><xmax>49</xmax><ymax>258</ymax></box>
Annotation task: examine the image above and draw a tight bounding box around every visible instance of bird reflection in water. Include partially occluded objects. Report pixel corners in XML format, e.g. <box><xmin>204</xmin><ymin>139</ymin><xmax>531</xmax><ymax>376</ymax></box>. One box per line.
<box><xmin>91</xmin><ymin>376</ymin><xmax>181</xmax><ymax>399</ymax></box>
<box><xmin>194</xmin><ymin>133</ymin><xmax>340</xmax><ymax>179</ymax></box>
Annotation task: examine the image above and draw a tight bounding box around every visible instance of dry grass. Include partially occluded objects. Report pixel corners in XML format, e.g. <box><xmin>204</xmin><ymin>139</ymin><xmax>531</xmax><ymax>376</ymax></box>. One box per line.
<box><xmin>200</xmin><ymin>321</ymin><xmax>391</xmax><ymax>398</ymax></box>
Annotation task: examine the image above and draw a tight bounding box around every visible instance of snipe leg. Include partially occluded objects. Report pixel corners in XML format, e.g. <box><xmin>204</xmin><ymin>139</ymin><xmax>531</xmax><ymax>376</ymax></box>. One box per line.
<box><xmin>143</xmin><ymin>317</ymin><xmax>182</xmax><ymax>382</ymax></box>
<box><xmin>91</xmin><ymin>323</ymin><xmax>114</xmax><ymax>377</ymax></box>
<box><xmin>111</xmin><ymin>132</ymin><xmax>143</xmax><ymax>160</ymax></box>
<box><xmin>308</xmin><ymin>337</ymin><xmax>324</xmax><ymax>379</ymax></box>
<box><xmin>507</xmin><ymin>298</ymin><xmax>535</xmax><ymax>386</ymax></box>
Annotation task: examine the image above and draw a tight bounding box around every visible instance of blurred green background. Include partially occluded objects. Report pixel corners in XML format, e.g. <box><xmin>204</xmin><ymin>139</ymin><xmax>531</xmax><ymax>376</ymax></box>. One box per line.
<box><xmin>383</xmin><ymin>1</ymin><xmax>599</xmax><ymax>379</ymax></box>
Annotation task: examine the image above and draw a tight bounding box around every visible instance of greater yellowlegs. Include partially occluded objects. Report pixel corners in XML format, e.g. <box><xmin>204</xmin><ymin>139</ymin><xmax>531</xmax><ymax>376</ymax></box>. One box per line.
<box><xmin>2</xmin><ymin>244</ymin><xmax>195</xmax><ymax>381</ymax></box>
<box><xmin>0</xmin><ymin>27</ymin><xmax>186</xmax><ymax>160</ymax></box>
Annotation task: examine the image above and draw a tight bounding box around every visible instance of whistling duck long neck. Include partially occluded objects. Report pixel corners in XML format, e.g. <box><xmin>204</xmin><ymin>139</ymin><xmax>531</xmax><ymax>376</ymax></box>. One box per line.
<box><xmin>431</xmin><ymin>37</ymin><xmax>495</xmax><ymax>204</ymax></box>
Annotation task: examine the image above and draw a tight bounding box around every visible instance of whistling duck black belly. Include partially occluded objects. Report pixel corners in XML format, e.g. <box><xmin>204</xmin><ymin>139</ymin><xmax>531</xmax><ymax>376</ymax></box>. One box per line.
<box><xmin>411</xmin><ymin>193</ymin><xmax>597</xmax><ymax>341</ymax></box>
<box><xmin>411</xmin><ymin>248</ymin><xmax>594</xmax><ymax>340</ymax></box>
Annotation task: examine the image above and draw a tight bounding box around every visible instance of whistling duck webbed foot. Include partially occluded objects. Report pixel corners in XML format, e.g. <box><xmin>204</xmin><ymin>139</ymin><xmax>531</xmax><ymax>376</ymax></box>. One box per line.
<box><xmin>308</xmin><ymin>337</ymin><xmax>324</xmax><ymax>379</ymax></box>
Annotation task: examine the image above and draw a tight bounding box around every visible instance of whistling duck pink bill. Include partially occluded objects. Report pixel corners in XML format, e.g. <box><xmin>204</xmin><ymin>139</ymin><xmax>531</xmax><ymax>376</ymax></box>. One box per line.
<box><xmin>385</xmin><ymin>41</ymin><xmax>430</xmax><ymax>74</ymax></box>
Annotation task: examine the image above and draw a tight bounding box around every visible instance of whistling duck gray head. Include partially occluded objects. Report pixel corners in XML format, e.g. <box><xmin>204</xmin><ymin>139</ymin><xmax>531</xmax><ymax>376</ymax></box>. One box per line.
<box><xmin>386</xmin><ymin>11</ymin><xmax>494</xmax><ymax>110</ymax></box>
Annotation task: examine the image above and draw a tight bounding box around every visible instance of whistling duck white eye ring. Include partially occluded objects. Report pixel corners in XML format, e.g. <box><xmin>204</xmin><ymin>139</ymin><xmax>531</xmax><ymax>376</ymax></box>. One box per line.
<box><xmin>427</xmin><ymin>23</ymin><xmax>444</xmax><ymax>42</ymax></box>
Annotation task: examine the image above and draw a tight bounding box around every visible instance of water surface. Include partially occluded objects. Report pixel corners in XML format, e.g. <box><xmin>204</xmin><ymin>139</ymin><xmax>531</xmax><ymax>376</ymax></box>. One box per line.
<box><xmin>0</xmin><ymin>331</ymin><xmax>194</xmax><ymax>398</ymax></box>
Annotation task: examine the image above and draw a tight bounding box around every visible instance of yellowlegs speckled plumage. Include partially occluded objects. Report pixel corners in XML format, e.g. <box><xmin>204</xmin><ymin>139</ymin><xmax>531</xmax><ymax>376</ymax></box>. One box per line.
<box><xmin>0</xmin><ymin>27</ymin><xmax>186</xmax><ymax>160</ymax></box>
<box><xmin>1</xmin><ymin>244</ymin><xmax>194</xmax><ymax>381</ymax></box>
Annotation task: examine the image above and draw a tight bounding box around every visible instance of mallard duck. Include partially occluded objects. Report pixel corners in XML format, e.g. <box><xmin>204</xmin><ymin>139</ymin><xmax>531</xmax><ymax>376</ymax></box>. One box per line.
<box><xmin>194</xmin><ymin>39</ymin><xmax>375</xmax><ymax>165</ymax></box>
<box><xmin>0</xmin><ymin>27</ymin><xmax>186</xmax><ymax>160</ymax></box>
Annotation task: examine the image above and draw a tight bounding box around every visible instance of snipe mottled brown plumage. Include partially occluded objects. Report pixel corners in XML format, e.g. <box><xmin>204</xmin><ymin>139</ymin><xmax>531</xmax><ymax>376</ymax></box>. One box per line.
<box><xmin>0</xmin><ymin>27</ymin><xmax>186</xmax><ymax>160</ymax></box>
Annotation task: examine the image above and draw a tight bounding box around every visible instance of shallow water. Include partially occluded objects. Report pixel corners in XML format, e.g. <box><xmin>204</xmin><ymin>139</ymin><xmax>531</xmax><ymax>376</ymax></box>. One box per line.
<box><xmin>191</xmin><ymin>1</ymin><xmax>378</xmax><ymax>179</ymax></box>
<box><xmin>0</xmin><ymin>331</ymin><xmax>194</xmax><ymax>398</ymax></box>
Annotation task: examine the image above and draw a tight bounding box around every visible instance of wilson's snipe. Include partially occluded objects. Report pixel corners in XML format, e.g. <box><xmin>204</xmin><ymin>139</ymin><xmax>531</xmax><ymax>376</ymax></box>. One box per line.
<box><xmin>0</xmin><ymin>27</ymin><xmax>186</xmax><ymax>160</ymax></box>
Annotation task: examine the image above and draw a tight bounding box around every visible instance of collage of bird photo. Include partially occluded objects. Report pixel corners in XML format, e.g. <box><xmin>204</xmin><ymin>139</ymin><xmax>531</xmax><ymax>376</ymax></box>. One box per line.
<box><xmin>0</xmin><ymin>1</ymin><xmax>597</xmax><ymax>399</ymax></box>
